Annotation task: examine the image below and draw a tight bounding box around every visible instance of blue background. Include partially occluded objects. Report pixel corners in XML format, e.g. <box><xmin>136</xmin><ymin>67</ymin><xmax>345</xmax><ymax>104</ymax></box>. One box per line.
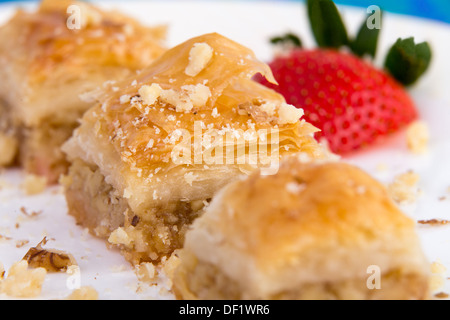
<box><xmin>330</xmin><ymin>0</ymin><xmax>450</xmax><ymax>24</ymax></box>
<box><xmin>0</xmin><ymin>0</ymin><xmax>449</xmax><ymax>24</ymax></box>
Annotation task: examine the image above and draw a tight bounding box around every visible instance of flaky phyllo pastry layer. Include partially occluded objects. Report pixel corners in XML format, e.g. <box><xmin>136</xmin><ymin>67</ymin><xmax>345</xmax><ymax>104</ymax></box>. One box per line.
<box><xmin>0</xmin><ymin>0</ymin><xmax>166</xmax><ymax>182</ymax></box>
<box><xmin>62</xmin><ymin>33</ymin><xmax>329</xmax><ymax>264</ymax></box>
<box><xmin>173</xmin><ymin>157</ymin><xmax>430</xmax><ymax>300</ymax></box>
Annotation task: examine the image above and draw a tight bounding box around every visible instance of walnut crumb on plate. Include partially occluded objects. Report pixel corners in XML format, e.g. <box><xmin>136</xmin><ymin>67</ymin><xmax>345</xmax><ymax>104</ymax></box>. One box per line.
<box><xmin>434</xmin><ymin>292</ymin><xmax>449</xmax><ymax>299</ymax></box>
<box><xmin>406</xmin><ymin>120</ymin><xmax>429</xmax><ymax>154</ymax></box>
<box><xmin>388</xmin><ymin>171</ymin><xmax>421</xmax><ymax>204</ymax></box>
<box><xmin>22</xmin><ymin>237</ymin><xmax>77</xmax><ymax>273</ymax></box>
<box><xmin>0</xmin><ymin>260</ymin><xmax>47</xmax><ymax>298</ymax></box>
<box><xmin>66</xmin><ymin>286</ymin><xmax>99</xmax><ymax>300</ymax></box>
<box><xmin>21</xmin><ymin>174</ymin><xmax>47</xmax><ymax>195</ymax></box>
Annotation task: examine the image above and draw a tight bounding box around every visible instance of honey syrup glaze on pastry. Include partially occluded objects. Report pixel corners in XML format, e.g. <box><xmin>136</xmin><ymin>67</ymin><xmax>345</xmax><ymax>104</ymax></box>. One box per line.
<box><xmin>173</xmin><ymin>156</ymin><xmax>431</xmax><ymax>300</ymax></box>
<box><xmin>62</xmin><ymin>33</ymin><xmax>329</xmax><ymax>264</ymax></box>
<box><xmin>0</xmin><ymin>0</ymin><xmax>166</xmax><ymax>182</ymax></box>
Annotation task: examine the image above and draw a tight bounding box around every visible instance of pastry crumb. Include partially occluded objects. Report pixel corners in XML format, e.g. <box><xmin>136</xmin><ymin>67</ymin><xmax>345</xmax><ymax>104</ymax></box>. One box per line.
<box><xmin>108</xmin><ymin>227</ymin><xmax>132</xmax><ymax>247</ymax></box>
<box><xmin>109</xmin><ymin>264</ymin><xmax>127</xmax><ymax>273</ymax></box>
<box><xmin>0</xmin><ymin>262</ymin><xmax>4</xmax><ymax>280</ymax></box>
<box><xmin>0</xmin><ymin>234</ymin><xmax>12</xmax><ymax>241</ymax></box>
<box><xmin>418</xmin><ymin>219</ymin><xmax>450</xmax><ymax>226</ymax></box>
<box><xmin>429</xmin><ymin>260</ymin><xmax>446</xmax><ymax>292</ymax></box>
<box><xmin>161</xmin><ymin>254</ymin><xmax>180</xmax><ymax>287</ymax></box>
<box><xmin>376</xmin><ymin>163</ymin><xmax>388</xmax><ymax>172</ymax></box>
<box><xmin>185</xmin><ymin>42</ymin><xmax>213</xmax><ymax>77</ymax></box>
<box><xmin>15</xmin><ymin>239</ymin><xmax>29</xmax><ymax>248</ymax></box>
<box><xmin>66</xmin><ymin>286</ymin><xmax>99</xmax><ymax>300</ymax></box>
<box><xmin>434</xmin><ymin>292</ymin><xmax>449</xmax><ymax>299</ymax></box>
<box><xmin>388</xmin><ymin>171</ymin><xmax>420</xmax><ymax>204</ymax></box>
<box><xmin>0</xmin><ymin>260</ymin><xmax>47</xmax><ymax>298</ymax></box>
<box><xmin>20</xmin><ymin>206</ymin><xmax>42</xmax><ymax>218</ymax></box>
<box><xmin>21</xmin><ymin>174</ymin><xmax>47</xmax><ymax>195</ymax></box>
<box><xmin>406</xmin><ymin>120</ymin><xmax>429</xmax><ymax>154</ymax></box>
<box><xmin>430</xmin><ymin>274</ymin><xmax>445</xmax><ymax>292</ymax></box>
<box><xmin>136</xmin><ymin>262</ymin><xmax>156</xmax><ymax>283</ymax></box>
<box><xmin>431</xmin><ymin>260</ymin><xmax>447</xmax><ymax>274</ymax></box>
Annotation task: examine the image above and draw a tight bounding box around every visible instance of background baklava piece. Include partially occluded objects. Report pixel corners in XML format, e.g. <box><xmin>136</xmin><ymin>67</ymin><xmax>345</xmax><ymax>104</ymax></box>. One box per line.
<box><xmin>62</xmin><ymin>33</ymin><xmax>329</xmax><ymax>265</ymax></box>
<box><xmin>0</xmin><ymin>0</ymin><xmax>166</xmax><ymax>182</ymax></box>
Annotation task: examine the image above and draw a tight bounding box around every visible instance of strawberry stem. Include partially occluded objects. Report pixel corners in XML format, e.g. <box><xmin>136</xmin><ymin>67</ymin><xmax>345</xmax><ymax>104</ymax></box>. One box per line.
<box><xmin>307</xmin><ymin>0</ymin><xmax>348</xmax><ymax>49</ymax></box>
<box><xmin>384</xmin><ymin>37</ymin><xmax>432</xmax><ymax>86</ymax></box>
<box><xmin>270</xmin><ymin>33</ymin><xmax>302</xmax><ymax>48</ymax></box>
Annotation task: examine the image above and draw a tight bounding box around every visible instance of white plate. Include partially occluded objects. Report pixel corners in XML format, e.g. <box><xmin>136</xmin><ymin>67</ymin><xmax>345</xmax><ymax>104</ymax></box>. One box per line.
<box><xmin>0</xmin><ymin>0</ymin><xmax>449</xmax><ymax>300</ymax></box>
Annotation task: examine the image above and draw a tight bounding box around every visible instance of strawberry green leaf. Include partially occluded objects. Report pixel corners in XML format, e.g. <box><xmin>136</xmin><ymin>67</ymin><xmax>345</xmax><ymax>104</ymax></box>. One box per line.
<box><xmin>350</xmin><ymin>11</ymin><xmax>382</xmax><ymax>58</ymax></box>
<box><xmin>384</xmin><ymin>37</ymin><xmax>432</xmax><ymax>86</ymax></box>
<box><xmin>270</xmin><ymin>33</ymin><xmax>303</xmax><ymax>48</ymax></box>
<box><xmin>307</xmin><ymin>0</ymin><xmax>348</xmax><ymax>49</ymax></box>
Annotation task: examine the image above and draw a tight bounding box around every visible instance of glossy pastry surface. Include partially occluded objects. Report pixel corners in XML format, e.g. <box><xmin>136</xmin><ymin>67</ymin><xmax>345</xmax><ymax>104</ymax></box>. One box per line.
<box><xmin>173</xmin><ymin>156</ymin><xmax>430</xmax><ymax>300</ymax></box>
<box><xmin>62</xmin><ymin>32</ymin><xmax>328</xmax><ymax>264</ymax></box>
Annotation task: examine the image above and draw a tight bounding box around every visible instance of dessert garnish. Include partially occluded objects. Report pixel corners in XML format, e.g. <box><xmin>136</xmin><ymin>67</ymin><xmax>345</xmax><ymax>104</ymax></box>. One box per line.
<box><xmin>257</xmin><ymin>0</ymin><xmax>432</xmax><ymax>154</ymax></box>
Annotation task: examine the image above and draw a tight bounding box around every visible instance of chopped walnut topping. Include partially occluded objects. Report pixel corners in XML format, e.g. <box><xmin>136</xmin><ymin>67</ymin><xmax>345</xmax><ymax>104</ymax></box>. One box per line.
<box><xmin>162</xmin><ymin>84</ymin><xmax>211</xmax><ymax>112</ymax></box>
<box><xmin>277</xmin><ymin>103</ymin><xmax>304</xmax><ymax>125</ymax></box>
<box><xmin>184</xmin><ymin>172</ymin><xmax>198</xmax><ymax>186</ymax></box>
<box><xmin>259</xmin><ymin>101</ymin><xmax>277</xmax><ymax>117</ymax></box>
<box><xmin>139</xmin><ymin>83</ymin><xmax>162</xmax><ymax>106</ymax></box>
<box><xmin>239</xmin><ymin>100</ymin><xmax>304</xmax><ymax>125</ymax></box>
<box><xmin>211</xmin><ymin>107</ymin><xmax>219</xmax><ymax>118</ymax></box>
<box><xmin>22</xmin><ymin>237</ymin><xmax>77</xmax><ymax>273</ymax></box>
<box><xmin>0</xmin><ymin>261</ymin><xmax>47</xmax><ymax>298</ymax></box>
<box><xmin>138</xmin><ymin>83</ymin><xmax>211</xmax><ymax>113</ymax></box>
<box><xmin>146</xmin><ymin>139</ymin><xmax>155</xmax><ymax>149</ymax></box>
<box><xmin>66</xmin><ymin>286</ymin><xmax>99</xmax><ymax>300</ymax></box>
<box><xmin>185</xmin><ymin>42</ymin><xmax>214</xmax><ymax>77</ymax></box>
<box><xmin>406</xmin><ymin>120</ymin><xmax>429</xmax><ymax>154</ymax></box>
<box><xmin>119</xmin><ymin>94</ymin><xmax>131</xmax><ymax>104</ymax></box>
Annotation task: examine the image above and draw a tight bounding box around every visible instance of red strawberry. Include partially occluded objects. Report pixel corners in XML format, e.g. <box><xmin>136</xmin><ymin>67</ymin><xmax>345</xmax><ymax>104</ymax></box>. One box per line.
<box><xmin>256</xmin><ymin>49</ymin><xmax>418</xmax><ymax>154</ymax></box>
<box><xmin>256</xmin><ymin>0</ymin><xmax>431</xmax><ymax>154</ymax></box>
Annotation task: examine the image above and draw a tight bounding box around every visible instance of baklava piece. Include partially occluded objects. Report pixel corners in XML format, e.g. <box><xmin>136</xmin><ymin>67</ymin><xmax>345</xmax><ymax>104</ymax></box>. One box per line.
<box><xmin>0</xmin><ymin>0</ymin><xmax>166</xmax><ymax>183</ymax></box>
<box><xmin>62</xmin><ymin>33</ymin><xmax>328</xmax><ymax>265</ymax></box>
<box><xmin>173</xmin><ymin>156</ymin><xmax>431</xmax><ymax>300</ymax></box>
